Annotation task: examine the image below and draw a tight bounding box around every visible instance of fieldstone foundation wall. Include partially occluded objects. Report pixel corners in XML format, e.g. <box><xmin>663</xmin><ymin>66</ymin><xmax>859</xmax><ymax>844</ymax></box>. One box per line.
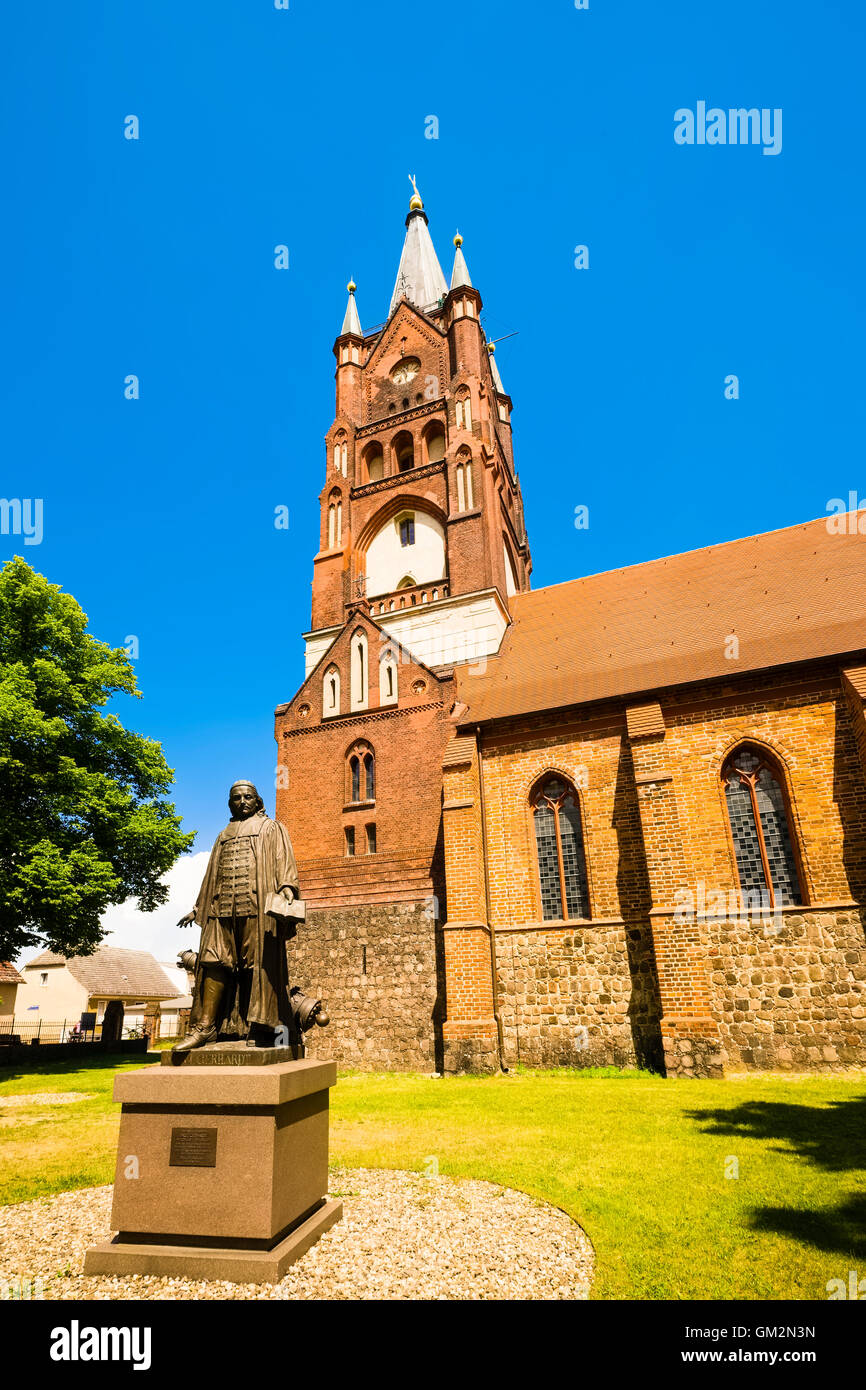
<box><xmin>287</xmin><ymin>901</ymin><xmax>443</xmax><ymax>1071</ymax></box>
<box><xmin>661</xmin><ymin>1025</ymin><xmax>725</xmax><ymax>1080</ymax></box>
<box><xmin>706</xmin><ymin>906</ymin><xmax>866</xmax><ymax>1070</ymax></box>
<box><xmin>495</xmin><ymin>920</ymin><xmax>663</xmax><ymax>1072</ymax></box>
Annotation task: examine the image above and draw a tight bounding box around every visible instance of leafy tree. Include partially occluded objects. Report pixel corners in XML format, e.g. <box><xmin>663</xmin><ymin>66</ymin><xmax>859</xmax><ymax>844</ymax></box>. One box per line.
<box><xmin>0</xmin><ymin>557</ymin><xmax>195</xmax><ymax>959</ymax></box>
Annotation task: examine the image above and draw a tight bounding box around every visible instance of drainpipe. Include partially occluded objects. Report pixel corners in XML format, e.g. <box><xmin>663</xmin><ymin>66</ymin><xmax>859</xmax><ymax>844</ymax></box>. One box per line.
<box><xmin>476</xmin><ymin>724</ymin><xmax>508</xmax><ymax>1073</ymax></box>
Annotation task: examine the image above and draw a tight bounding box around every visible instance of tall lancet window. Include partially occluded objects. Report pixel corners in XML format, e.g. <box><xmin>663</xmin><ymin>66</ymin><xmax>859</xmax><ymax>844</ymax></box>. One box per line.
<box><xmin>722</xmin><ymin>746</ymin><xmax>802</xmax><ymax>907</ymax></box>
<box><xmin>380</xmin><ymin>649</ymin><xmax>398</xmax><ymax>706</ymax></box>
<box><xmin>455</xmin><ymin>453</ymin><xmax>474</xmax><ymax>514</ymax></box>
<box><xmin>334</xmin><ymin>434</ymin><xmax>347</xmax><ymax>475</ymax></box>
<box><xmin>323</xmin><ymin>666</ymin><xmax>340</xmax><ymax>717</ymax></box>
<box><xmin>531</xmin><ymin>776</ymin><xmax>590</xmax><ymax>922</ymax></box>
<box><xmin>456</xmin><ymin>391</ymin><xmax>472</xmax><ymax>431</ymax></box>
<box><xmin>350</xmin><ymin>630</ymin><xmax>368</xmax><ymax>711</ymax></box>
<box><xmin>328</xmin><ymin>489</ymin><xmax>342</xmax><ymax>548</ymax></box>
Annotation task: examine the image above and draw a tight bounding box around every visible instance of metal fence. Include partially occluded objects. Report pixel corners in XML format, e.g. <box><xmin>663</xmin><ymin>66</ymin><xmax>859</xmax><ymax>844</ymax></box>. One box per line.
<box><xmin>0</xmin><ymin>1018</ymin><xmax>102</xmax><ymax>1045</ymax></box>
<box><xmin>0</xmin><ymin>1012</ymin><xmax>189</xmax><ymax>1046</ymax></box>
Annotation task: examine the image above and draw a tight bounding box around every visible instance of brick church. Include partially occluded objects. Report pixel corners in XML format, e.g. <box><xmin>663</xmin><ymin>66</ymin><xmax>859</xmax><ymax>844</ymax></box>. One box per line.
<box><xmin>275</xmin><ymin>185</ymin><xmax>866</xmax><ymax>1078</ymax></box>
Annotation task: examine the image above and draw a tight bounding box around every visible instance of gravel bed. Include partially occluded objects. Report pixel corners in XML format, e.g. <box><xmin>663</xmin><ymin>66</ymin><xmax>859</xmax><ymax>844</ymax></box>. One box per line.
<box><xmin>0</xmin><ymin>1092</ymin><xmax>92</xmax><ymax>1108</ymax></box>
<box><xmin>0</xmin><ymin>1169</ymin><xmax>594</xmax><ymax>1300</ymax></box>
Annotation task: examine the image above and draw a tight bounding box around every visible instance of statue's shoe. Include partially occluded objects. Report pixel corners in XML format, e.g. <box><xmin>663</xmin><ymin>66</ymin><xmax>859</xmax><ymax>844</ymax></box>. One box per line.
<box><xmin>172</xmin><ymin>1024</ymin><xmax>217</xmax><ymax>1055</ymax></box>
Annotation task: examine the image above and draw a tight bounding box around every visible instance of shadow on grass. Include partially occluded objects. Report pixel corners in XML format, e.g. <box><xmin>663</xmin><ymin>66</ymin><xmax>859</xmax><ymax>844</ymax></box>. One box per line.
<box><xmin>688</xmin><ymin>1094</ymin><xmax>866</xmax><ymax>1258</ymax></box>
<box><xmin>0</xmin><ymin>1055</ymin><xmax>141</xmax><ymax>1084</ymax></box>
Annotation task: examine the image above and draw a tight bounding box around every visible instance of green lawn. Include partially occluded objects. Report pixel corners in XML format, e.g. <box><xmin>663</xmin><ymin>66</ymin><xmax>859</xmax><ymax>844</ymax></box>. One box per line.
<box><xmin>1</xmin><ymin>1058</ymin><xmax>863</xmax><ymax>1300</ymax></box>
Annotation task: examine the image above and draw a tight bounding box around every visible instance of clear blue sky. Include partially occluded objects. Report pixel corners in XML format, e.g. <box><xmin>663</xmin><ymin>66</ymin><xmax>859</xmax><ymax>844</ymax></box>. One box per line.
<box><xmin>2</xmin><ymin>1</ymin><xmax>864</xmax><ymax>853</ymax></box>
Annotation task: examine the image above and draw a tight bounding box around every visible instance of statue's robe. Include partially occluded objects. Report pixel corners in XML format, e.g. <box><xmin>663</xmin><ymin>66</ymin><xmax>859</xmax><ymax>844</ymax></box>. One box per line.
<box><xmin>188</xmin><ymin>811</ymin><xmax>300</xmax><ymax>1035</ymax></box>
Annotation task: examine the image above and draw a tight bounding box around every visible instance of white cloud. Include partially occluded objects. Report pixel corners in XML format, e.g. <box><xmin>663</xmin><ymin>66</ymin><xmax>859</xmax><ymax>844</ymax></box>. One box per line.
<box><xmin>100</xmin><ymin>852</ymin><xmax>210</xmax><ymax>965</ymax></box>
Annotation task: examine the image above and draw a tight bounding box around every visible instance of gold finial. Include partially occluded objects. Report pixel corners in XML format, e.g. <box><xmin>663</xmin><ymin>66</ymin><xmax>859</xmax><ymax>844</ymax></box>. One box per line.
<box><xmin>454</xmin><ymin>230</ymin><xmax>463</xmax><ymax>248</ymax></box>
<box><xmin>408</xmin><ymin>173</ymin><xmax>423</xmax><ymax>211</ymax></box>
<box><xmin>347</xmin><ymin>279</ymin><xmax>356</xmax><ymax>294</ymax></box>
<box><xmin>487</xmin><ymin>341</ymin><xmax>495</xmax><ymax>354</ymax></box>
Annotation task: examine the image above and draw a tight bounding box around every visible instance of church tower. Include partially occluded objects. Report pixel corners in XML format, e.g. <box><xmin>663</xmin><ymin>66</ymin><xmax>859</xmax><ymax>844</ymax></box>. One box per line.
<box><xmin>305</xmin><ymin>180</ymin><xmax>531</xmax><ymax>675</ymax></box>
<box><xmin>274</xmin><ymin>184</ymin><xmax>532</xmax><ymax>1072</ymax></box>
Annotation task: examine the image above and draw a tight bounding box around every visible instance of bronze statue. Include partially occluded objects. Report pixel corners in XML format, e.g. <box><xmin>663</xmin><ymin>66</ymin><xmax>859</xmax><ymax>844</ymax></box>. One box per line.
<box><xmin>174</xmin><ymin>780</ymin><xmax>328</xmax><ymax>1053</ymax></box>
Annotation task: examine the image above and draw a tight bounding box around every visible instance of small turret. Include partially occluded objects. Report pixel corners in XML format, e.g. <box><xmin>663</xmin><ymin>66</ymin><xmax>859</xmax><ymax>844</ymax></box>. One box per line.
<box><xmin>340</xmin><ymin>279</ymin><xmax>363</xmax><ymax>337</ymax></box>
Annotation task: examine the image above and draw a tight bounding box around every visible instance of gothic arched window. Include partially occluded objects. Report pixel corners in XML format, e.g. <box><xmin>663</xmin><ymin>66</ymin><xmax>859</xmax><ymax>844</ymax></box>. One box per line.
<box><xmin>380</xmin><ymin>649</ymin><xmax>398</xmax><ymax>706</ymax></box>
<box><xmin>364</xmin><ymin>442</ymin><xmax>384</xmax><ymax>482</ymax></box>
<box><xmin>333</xmin><ymin>433</ymin><xmax>347</xmax><ymax>475</ymax></box>
<box><xmin>323</xmin><ymin>665</ymin><xmax>340</xmax><ymax>718</ymax></box>
<box><xmin>425</xmin><ymin>422</ymin><xmax>446</xmax><ymax>464</ymax></box>
<box><xmin>455</xmin><ymin>452</ymin><xmax>474</xmax><ymax>513</ymax></box>
<box><xmin>456</xmin><ymin>390</ymin><xmax>472</xmax><ymax>432</ymax></box>
<box><xmin>347</xmin><ymin>741</ymin><xmax>375</xmax><ymax>803</ymax></box>
<box><xmin>531</xmin><ymin>776</ymin><xmax>590</xmax><ymax>921</ymax></box>
<box><xmin>350</xmin><ymin>630</ymin><xmax>368</xmax><ymax>710</ymax></box>
<box><xmin>722</xmin><ymin>746</ymin><xmax>802</xmax><ymax>907</ymax></box>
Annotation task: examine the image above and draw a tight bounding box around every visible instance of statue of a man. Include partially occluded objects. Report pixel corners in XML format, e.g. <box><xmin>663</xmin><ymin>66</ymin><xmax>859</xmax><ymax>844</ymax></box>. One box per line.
<box><xmin>174</xmin><ymin>780</ymin><xmax>302</xmax><ymax>1053</ymax></box>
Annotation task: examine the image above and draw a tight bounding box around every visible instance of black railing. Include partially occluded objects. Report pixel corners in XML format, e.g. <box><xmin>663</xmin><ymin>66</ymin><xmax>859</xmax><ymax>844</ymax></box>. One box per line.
<box><xmin>0</xmin><ymin>1017</ymin><xmax>101</xmax><ymax>1045</ymax></box>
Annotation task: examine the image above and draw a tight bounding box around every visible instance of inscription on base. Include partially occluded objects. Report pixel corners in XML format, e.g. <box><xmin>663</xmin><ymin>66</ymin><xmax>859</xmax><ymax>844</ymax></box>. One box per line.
<box><xmin>169</xmin><ymin>1127</ymin><xmax>218</xmax><ymax>1168</ymax></box>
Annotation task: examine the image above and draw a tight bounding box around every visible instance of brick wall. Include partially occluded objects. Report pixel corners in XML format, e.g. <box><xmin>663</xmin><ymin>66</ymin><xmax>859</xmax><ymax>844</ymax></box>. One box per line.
<box><xmin>464</xmin><ymin>661</ymin><xmax>866</xmax><ymax>1075</ymax></box>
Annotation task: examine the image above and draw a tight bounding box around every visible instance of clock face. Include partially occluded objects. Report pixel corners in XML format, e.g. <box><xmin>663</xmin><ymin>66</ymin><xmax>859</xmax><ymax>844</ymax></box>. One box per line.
<box><xmin>391</xmin><ymin>356</ymin><xmax>420</xmax><ymax>385</ymax></box>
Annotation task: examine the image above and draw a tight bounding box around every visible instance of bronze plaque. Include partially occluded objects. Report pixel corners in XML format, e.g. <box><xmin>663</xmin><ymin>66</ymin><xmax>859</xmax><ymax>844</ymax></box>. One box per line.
<box><xmin>169</xmin><ymin>1126</ymin><xmax>218</xmax><ymax>1168</ymax></box>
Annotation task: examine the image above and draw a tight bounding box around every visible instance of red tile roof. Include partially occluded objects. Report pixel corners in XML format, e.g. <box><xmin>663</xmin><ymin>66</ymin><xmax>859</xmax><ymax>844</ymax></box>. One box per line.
<box><xmin>0</xmin><ymin>962</ymin><xmax>24</xmax><ymax>985</ymax></box>
<box><xmin>625</xmin><ymin>702</ymin><xmax>666</xmax><ymax>740</ymax></box>
<box><xmin>24</xmin><ymin>948</ymin><xmax>180</xmax><ymax>1000</ymax></box>
<box><xmin>456</xmin><ymin>516</ymin><xmax>866</xmax><ymax>727</ymax></box>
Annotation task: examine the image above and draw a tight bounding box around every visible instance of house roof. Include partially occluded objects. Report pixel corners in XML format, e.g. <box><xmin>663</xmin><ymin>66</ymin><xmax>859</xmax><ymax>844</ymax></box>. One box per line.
<box><xmin>24</xmin><ymin>947</ymin><xmax>181</xmax><ymax>1000</ymax></box>
<box><xmin>456</xmin><ymin>514</ymin><xmax>866</xmax><ymax>727</ymax></box>
<box><xmin>0</xmin><ymin>961</ymin><xmax>24</xmax><ymax>985</ymax></box>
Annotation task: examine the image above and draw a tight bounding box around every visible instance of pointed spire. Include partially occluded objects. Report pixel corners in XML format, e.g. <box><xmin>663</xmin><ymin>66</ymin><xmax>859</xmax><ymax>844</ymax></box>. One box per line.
<box><xmin>450</xmin><ymin>231</ymin><xmax>473</xmax><ymax>290</ymax></box>
<box><xmin>487</xmin><ymin>341</ymin><xmax>506</xmax><ymax>394</ymax></box>
<box><xmin>389</xmin><ymin>179</ymin><xmax>449</xmax><ymax>316</ymax></box>
<box><xmin>341</xmin><ymin>279</ymin><xmax>362</xmax><ymax>337</ymax></box>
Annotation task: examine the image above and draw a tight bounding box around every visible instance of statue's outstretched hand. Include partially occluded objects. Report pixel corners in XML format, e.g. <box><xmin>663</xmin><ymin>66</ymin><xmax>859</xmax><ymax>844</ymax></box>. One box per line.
<box><xmin>177</xmin><ymin>910</ymin><xmax>196</xmax><ymax>928</ymax></box>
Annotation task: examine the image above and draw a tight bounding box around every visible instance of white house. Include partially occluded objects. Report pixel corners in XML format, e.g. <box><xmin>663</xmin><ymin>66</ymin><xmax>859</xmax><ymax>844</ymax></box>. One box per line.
<box><xmin>16</xmin><ymin>946</ymin><xmax>181</xmax><ymax>1035</ymax></box>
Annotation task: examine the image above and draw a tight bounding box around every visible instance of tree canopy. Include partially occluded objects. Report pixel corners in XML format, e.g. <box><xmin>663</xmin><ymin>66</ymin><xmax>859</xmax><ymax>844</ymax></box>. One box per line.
<box><xmin>0</xmin><ymin>557</ymin><xmax>195</xmax><ymax>959</ymax></box>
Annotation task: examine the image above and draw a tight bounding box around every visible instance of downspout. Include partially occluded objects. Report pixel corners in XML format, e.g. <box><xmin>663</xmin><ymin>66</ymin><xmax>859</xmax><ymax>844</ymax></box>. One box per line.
<box><xmin>476</xmin><ymin>724</ymin><xmax>508</xmax><ymax>1073</ymax></box>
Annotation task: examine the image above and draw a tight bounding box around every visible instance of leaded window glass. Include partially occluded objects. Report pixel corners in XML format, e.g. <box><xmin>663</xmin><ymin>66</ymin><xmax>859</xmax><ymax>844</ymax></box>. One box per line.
<box><xmin>347</xmin><ymin>743</ymin><xmax>375</xmax><ymax>804</ymax></box>
<box><xmin>531</xmin><ymin>777</ymin><xmax>590</xmax><ymax>922</ymax></box>
<box><xmin>722</xmin><ymin>747</ymin><xmax>802</xmax><ymax>907</ymax></box>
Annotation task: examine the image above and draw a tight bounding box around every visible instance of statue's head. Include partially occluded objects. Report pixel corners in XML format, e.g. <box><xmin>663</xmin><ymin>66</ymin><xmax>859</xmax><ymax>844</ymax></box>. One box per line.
<box><xmin>228</xmin><ymin>781</ymin><xmax>264</xmax><ymax>820</ymax></box>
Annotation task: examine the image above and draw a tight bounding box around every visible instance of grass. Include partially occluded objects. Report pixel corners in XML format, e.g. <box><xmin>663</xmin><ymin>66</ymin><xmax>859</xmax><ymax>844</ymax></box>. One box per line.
<box><xmin>0</xmin><ymin>1057</ymin><xmax>147</xmax><ymax>1204</ymax></box>
<box><xmin>1</xmin><ymin>1058</ymin><xmax>863</xmax><ymax>1299</ymax></box>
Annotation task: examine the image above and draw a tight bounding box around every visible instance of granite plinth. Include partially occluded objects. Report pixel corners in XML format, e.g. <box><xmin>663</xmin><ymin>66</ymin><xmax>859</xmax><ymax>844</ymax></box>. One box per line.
<box><xmin>84</xmin><ymin>1057</ymin><xmax>339</xmax><ymax>1283</ymax></box>
<box><xmin>84</xmin><ymin>1199</ymin><xmax>343</xmax><ymax>1283</ymax></box>
<box><xmin>157</xmin><ymin>1041</ymin><xmax>300</xmax><ymax>1067</ymax></box>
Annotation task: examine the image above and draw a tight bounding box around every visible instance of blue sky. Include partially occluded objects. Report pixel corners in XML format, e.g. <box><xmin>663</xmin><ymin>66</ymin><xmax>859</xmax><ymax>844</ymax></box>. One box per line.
<box><xmin>2</xmin><ymin>0</ymin><xmax>865</xmax><ymax>875</ymax></box>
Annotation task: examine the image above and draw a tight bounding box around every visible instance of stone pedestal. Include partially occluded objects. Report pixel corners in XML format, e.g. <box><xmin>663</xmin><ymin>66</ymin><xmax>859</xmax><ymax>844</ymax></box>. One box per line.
<box><xmin>84</xmin><ymin>1054</ymin><xmax>341</xmax><ymax>1283</ymax></box>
